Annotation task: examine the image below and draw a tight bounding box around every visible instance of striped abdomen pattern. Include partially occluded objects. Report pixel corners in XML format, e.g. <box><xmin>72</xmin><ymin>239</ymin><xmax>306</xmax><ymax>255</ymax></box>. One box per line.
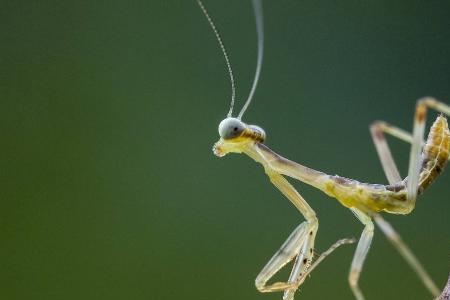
<box><xmin>418</xmin><ymin>115</ymin><xmax>450</xmax><ymax>193</ymax></box>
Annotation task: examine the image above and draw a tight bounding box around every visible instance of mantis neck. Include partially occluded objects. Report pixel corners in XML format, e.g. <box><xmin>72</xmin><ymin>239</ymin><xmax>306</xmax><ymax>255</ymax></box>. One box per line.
<box><xmin>243</xmin><ymin>142</ymin><xmax>329</xmax><ymax>191</ymax></box>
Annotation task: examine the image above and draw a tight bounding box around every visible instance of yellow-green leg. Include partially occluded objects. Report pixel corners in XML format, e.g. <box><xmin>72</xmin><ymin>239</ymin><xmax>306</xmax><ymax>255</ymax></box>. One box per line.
<box><xmin>256</xmin><ymin>170</ymin><xmax>352</xmax><ymax>300</ymax></box>
<box><xmin>369</xmin><ymin>97</ymin><xmax>449</xmax><ymax>297</ymax></box>
<box><xmin>348</xmin><ymin>208</ymin><xmax>374</xmax><ymax>300</ymax></box>
<box><xmin>255</xmin><ymin>171</ymin><xmax>318</xmax><ymax>300</ymax></box>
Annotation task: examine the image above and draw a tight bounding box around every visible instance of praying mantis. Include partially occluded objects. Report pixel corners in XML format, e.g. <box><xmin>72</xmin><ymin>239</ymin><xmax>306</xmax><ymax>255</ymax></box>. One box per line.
<box><xmin>196</xmin><ymin>1</ymin><xmax>450</xmax><ymax>299</ymax></box>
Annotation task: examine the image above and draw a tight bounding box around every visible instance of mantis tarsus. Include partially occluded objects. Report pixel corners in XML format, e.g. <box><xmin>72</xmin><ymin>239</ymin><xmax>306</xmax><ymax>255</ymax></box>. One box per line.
<box><xmin>197</xmin><ymin>1</ymin><xmax>450</xmax><ymax>299</ymax></box>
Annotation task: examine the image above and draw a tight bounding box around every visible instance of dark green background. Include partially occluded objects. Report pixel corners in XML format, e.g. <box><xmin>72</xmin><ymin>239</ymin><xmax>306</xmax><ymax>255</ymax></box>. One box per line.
<box><xmin>2</xmin><ymin>1</ymin><xmax>450</xmax><ymax>299</ymax></box>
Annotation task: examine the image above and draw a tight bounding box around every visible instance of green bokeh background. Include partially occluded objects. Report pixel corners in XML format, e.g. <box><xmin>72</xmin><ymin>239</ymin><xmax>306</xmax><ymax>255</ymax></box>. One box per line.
<box><xmin>2</xmin><ymin>1</ymin><xmax>450</xmax><ymax>299</ymax></box>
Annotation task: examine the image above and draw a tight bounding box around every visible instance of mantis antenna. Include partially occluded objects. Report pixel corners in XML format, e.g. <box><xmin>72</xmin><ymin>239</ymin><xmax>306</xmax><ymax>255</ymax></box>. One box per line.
<box><xmin>196</xmin><ymin>0</ymin><xmax>236</xmax><ymax>118</ymax></box>
<box><xmin>197</xmin><ymin>0</ymin><xmax>264</xmax><ymax>119</ymax></box>
<box><xmin>238</xmin><ymin>0</ymin><xmax>264</xmax><ymax>119</ymax></box>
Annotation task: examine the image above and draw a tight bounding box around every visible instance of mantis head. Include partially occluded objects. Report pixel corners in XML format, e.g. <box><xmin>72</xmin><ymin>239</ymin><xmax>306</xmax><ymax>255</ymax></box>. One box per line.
<box><xmin>213</xmin><ymin>118</ymin><xmax>266</xmax><ymax>157</ymax></box>
<box><xmin>197</xmin><ymin>0</ymin><xmax>264</xmax><ymax>157</ymax></box>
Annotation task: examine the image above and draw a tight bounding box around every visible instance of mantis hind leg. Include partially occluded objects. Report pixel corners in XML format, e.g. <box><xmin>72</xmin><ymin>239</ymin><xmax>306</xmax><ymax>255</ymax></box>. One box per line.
<box><xmin>373</xmin><ymin>98</ymin><xmax>450</xmax><ymax>204</ymax></box>
<box><xmin>368</xmin><ymin>97</ymin><xmax>448</xmax><ymax>297</ymax></box>
<box><xmin>373</xmin><ymin>214</ymin><xmax>440</xmax><ymax>296</ymax></box>
<box><xmin>370</xmin><ymin>98</ymin><xmax>450</xmax><ymax>189</ymax></box>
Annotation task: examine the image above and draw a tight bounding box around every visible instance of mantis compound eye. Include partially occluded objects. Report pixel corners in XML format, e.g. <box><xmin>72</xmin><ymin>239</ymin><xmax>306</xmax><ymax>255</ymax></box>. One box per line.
<box><xmin>218</xmin><ymin>118</ymin><xmax>246</xmax><ymax>140</ymax></box>
<box><xmin>248</xmin><ymin>125</ymin><xmax>266</xmax><ymax>142</ymax></box>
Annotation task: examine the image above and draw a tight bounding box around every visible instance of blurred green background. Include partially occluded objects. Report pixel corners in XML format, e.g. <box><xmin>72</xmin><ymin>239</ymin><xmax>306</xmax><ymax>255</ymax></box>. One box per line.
<box><xmin>2</xmin><ymin>0</ymin><xmax>450</xmax><ymax>299</ymax></box>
